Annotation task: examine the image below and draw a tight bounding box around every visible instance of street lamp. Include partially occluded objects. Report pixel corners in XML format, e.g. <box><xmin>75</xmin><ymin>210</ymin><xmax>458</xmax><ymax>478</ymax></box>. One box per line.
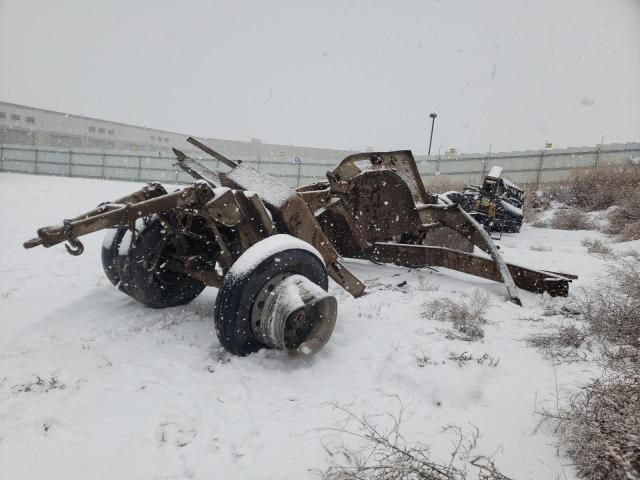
<box><xmin>428</xmin><ymin>112</ymin><xmax>437</xmax><ymax>158</ymax></box>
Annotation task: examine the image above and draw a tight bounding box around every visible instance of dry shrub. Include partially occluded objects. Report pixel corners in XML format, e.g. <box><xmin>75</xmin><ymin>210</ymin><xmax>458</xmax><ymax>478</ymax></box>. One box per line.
<box><xmin>529</xmin><ymin>180</ymin><xmax>576</xmax><ymax>206</ymax></box>
<box><xmin>607</xmin><ymin>195</ymin><xmax>640</xmax><ymax>241</ymax></box>
<box><xmin>422</xmin><ymin>290</ymin><xmax>489</xmax><ymax>341</ymax></box>
<box><xmin>579</xmin><ymin>256</ymin><xmax>640</xmax><ymax>363</ymax></box>
<box><xmin>549</xmin><ymin>208</ymin><xmax>595</xmax><ymax>230</ymax></box>
<box><xmin>570</xmin><ymin>164</ymin><xmax>640</xmax><ymax>211</ymax></box>
<box><xmin>581</xmin><ymin>238</ymin><xmax>612</xmax><ymax>256</ymax></box>
<box><xmin>527</xmin><ymin>323</ymin><xmax>589</xmax><ymax>361</ymax></box>
<box><xmin>541</xmin><ymin>370</ymin><xmax>640</xmax><ymax>480</ymax></box>
<box><xmin>320</xmin><ymin>401</ymin><xmax>512</xmax><ymax>480</ymax></box>
<box><xmin>540</xmin><ymin>255</ymin><xmax>640</xmax><ymax>479</ymax></box>
<box><xmin>569</xmin><ymin>164</ymin><xmax>640</xmax><ymax>240</ymax></box>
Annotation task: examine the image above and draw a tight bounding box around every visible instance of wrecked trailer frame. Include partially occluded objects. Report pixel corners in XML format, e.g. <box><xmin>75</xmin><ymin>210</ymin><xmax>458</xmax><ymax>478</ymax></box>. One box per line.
<box><xmin>23</xmin><ymin>137</ymin><xmax>576</xmax><ymax>358</ymax></box>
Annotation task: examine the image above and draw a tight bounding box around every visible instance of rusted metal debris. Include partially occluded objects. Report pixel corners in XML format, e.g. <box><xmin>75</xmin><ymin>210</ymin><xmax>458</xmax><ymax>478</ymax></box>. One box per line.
<box><xmin>440</xmin><ymin>166</ymin><xmax>525</xmax><ymax>233</ymax></box>
<box><xmin>23</xmin><ymin>137</ymin><xmax>576</xmax><ymax>358</ymax></box>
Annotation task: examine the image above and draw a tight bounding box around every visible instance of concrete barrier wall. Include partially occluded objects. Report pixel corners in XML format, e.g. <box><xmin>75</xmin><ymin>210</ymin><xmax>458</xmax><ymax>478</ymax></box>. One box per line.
<box><xmin>1</xmin><ymin>142</ymin><xmax>639</xmax><ymax>189</ymax></box>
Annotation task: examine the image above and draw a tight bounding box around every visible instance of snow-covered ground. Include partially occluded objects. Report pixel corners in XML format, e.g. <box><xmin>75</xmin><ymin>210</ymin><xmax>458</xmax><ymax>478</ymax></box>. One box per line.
<box><xmin>1</xmin><ymin>173</ymin><xmax>637</xmax><ymax>479</ymax></box>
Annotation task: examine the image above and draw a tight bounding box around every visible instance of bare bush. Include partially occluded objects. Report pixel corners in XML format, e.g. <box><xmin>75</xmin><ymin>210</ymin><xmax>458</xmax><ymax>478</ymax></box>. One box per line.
<box><xmin>580</xmin><ymin>238</ymin><xmax>612</xmax><ymax>256</ymax></box>
<box><xmin>607</xmin><ymin>195</ymin><xmax>640</xmax><ymax>241</ymax></box>
<box><xmin>571</xmin><ymin>164</ymin><xmax>640</xmax><ymax>211</ymax></box>
<box><xmin>543</xmin><ymin>181</ymin><xmax>576</xmax><ymax>205</ymax></box>
<box><xmin>422</xmin><ymin>290</ymin><xmax>489</xmax><ymax>341</ymax></box>
<box><xmin>539</xmin><ymin>370</ymin><xmax>640</xmax><ymax>480</ymax></box>
<box><xmin>549</xmin><ymin>208</ymin><xmax>595</xmax><ymax>230</ymax></box>
<box><xmin>567</xmin><ymin>164</ymin><xmax>640</xmax><ymax>240</ymax></box>
<box><xmin>539</xmin><ymin>255</ymin><xmax>640</xmax><ymax>479</ymax></box>
<box><xmin>319</xmin><ymin>401</ymin><xmax>512</xmax><ymax>480</ymax></box>
<box><xmin>578</xmin><ymin>256</ymin><xmax>640</xmax><ymax>364</ymax></box>
<box><xmin>416</xmin><ymin>273</ymin><xmax>440</xmax><ymax>292</ymax></box>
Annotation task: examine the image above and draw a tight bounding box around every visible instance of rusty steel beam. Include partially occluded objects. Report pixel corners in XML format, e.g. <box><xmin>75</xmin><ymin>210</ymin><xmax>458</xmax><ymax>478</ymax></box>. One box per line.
<box><xmin>370</xmin><ymin>242</ymin><xmax>575</xmax><ymax>297</ymax></box>
<box><xmin>24</xmin><ymin>184</ymin><xmax>214</xmax><ymax>250</ymax></box>
<box><xmin>187</xmin><ymin>137</ymin><xmax>237</xmax><ymax>169</ymax></box>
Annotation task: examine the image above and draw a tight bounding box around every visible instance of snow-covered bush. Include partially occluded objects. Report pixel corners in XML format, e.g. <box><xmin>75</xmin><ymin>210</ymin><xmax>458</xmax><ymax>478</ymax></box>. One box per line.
<box><xmin>539</xmin><ymin>255</ymin><xmax>640</xmax><ymax>479</ymax></box>
<box><xmin>607</xmin><ymin>195</ymin><xmax>640</xmax><ymax>241</ymax></box>
<box><xmin>579</xmin><ymin>255</ymin><xmax>640</xmax><ymax>364</ymax></box>
<box><xmin>540</xmin><ymin>370</ymin><xmax>640</xmax><ymax>480</ymax></box>
<box><xmin>549</xmin><ymin>208</ymin><xmax>594</xmax><ymax>230</ymax></box>
<box><xmin>421</xmin><ymin>290</ymin><xmax>489</xmax><ymax>342</ymax></box>
<box><xmin>581</xmin><ymin>238</ymin><xmax>612</xmax><ymax>256</ymax></box>
<box><xmin>527</xmin><ymin>323</ymin><xmax>589</xmax><ymax>361</ymax></box>
<box><xmin>568</xmin><ymin>164</ymin><xmax>640</xmax><ymax>240</ymax></box>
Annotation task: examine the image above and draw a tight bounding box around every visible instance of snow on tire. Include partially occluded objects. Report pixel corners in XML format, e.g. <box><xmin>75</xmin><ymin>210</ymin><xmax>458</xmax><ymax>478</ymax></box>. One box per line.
<box><xmin>214</xmin><ymin>235</ymin><xmax>330</xmax><ymax>357</ymax></box>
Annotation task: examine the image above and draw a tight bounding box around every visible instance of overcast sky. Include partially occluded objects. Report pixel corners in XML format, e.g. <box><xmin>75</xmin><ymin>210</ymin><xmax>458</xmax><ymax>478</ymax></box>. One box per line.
<box><xmin>1</xmin><ymin>0</ymin><xmax>639</xmax><ymax>154</ymax></box>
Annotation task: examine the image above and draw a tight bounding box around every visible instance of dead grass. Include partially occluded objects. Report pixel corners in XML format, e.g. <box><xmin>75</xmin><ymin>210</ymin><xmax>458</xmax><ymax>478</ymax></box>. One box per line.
<box><xmin>422</xmin><ymin>290</ymin><xmax>489</xmax><ymax>342</ymax></box>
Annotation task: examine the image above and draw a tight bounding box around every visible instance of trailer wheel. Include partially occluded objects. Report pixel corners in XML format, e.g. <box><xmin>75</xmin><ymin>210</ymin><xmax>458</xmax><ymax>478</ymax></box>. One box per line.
<box><xmin>214</xmin><ymin>235</ymin><xmax>334</xmax><ymax>357</ymax></box>
<box><xmin>101</xmin><ymin>227</ymin><xmax>129</xmax><ymax>287</ymax></box>
<box><xmin>116</xmin><ymin>217</ymin><xmax>209</xmax><ymax>308</ymax></box>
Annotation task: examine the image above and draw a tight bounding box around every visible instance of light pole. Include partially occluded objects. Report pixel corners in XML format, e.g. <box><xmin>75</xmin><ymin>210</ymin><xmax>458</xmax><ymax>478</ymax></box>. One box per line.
<box><xmin>428</xmin><ymin>112</ymin><xmax>437</xmax><ymax>158</ymax></box>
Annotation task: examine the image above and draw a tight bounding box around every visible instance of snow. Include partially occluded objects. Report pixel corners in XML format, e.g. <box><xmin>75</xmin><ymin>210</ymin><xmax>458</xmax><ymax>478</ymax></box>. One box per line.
<box><xmin>227</xmin><ymin>234</ymin><xmax>324</xmax><ymax>281</ymax></box>
<box><xmin>500</xmin><ymin>198</ymin><xmax>524</xmax><ymax>217</ymax></box>
<box><xmin>101</xmin><ymin>228</ymin><xmax>118</xmax><ymax>250</ymax></box>
<box><xmin>488</xmin><ymin>165</ymin><xmax>503</xmax><ymax>178</ymax></box>
<box><xmin>2</xmin><ymin>172</ymin><xmax>639</xmax><ymax>479</ymax></box>
<box><xmin>224</xmin><ymin>163</ymin><xmax>295</xmax><ymax>208</ymax></box>
<box><xmin>117</xmin><ymin>218</ymin><xmax>150</xmax><ymax>257</ymax></box>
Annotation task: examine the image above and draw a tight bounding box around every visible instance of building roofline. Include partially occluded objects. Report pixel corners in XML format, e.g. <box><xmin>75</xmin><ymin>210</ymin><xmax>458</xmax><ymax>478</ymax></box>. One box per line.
<box><xmin>0</xmin><ymin>100</ymin><xmax>196</xmax><ymax>138</ymax></box>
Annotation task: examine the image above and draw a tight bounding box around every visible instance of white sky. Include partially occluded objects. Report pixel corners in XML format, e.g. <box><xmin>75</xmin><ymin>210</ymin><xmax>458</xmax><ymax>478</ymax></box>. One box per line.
<box><xmin>1</xmin><ymin>0</ymin><xmax>639</xmax><ymax>153</ymax></box>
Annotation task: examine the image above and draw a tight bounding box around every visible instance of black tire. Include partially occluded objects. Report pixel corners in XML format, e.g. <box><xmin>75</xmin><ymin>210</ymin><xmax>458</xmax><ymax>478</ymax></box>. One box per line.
<box><xmin>101</xmin><ymin>227</ymin><xmax>129</xmax><ymax>287</ymax></box>
<box><xmin>214</xmin><ymin>247</ymin><xmax>328</xmax><ymax>356</ymax></box>
<box><xmin>116</xmin><ymin>217</ymin><xmax>209</xmax><ymax>308</ymax></box>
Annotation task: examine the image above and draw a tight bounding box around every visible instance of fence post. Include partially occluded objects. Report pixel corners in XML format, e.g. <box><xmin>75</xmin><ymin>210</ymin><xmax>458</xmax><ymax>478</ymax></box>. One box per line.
<box><xmin>481</xmin><ymin>157</ymin><xmax>488</xmax><ymax>183</ymax></box>
<box><xmin>536</xmin><ymin>151</ymin><xmax>545</xmax><ymax>187</ymax></box>
<box><xmin>68</xmin><ymin>150</ymin><xmax>73</xmax><ymax>176</ymax></box>
<box><xmin>295</xmin><ymin>156</ymin><xmax>302</xmax><ymax>187</ymax></box>
<box><xmin>594</xmin><ymin>144</ymin><xmax>601</xmax><ymax>167</ymax></box>
<box><xmin>34</xmin><ymin>147</ymin><xmax>39</xmax><ymax>175</ymax></box>
<box><xmin>137</xmin><ymin>156</ymin><xmax>142</xmax><ymax>181</ymax></box>
<box><xmin>0</xmin><ymin>144</ymin><xmax>4</xmax><ymax>172</ymax></box>
<box><xmin>257</xmin><ymin>143</ymin><xmax>261</xmax><ymax>169</ymax></box>
<box><xmin>101</xmin><ymin>152</ymin><xmax>106</xmax><ymax>179</ymax></box>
